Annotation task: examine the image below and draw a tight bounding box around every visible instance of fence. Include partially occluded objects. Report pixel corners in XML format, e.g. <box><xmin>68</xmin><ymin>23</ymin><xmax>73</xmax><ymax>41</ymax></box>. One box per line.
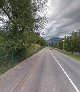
<box><xmin>0</xmin><ymin>47</ymin><xmax>25</xmax><ymax>67</ymax></box>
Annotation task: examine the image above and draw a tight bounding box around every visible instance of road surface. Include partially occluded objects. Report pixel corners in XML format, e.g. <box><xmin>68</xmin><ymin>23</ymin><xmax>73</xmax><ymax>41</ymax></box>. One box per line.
<box><xmin>0</xmin><ymin>48</ymin><xmax>80</xmax><ymax>92</ymax></box>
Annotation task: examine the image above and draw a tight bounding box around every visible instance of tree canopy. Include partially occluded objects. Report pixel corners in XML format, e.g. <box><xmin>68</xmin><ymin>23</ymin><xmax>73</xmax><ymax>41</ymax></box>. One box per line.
<box><xmin>0</xmin><ymin>0</ymin><xmax>47</xmax><ymax>66</ymax></box>
<box><xmin>53</xmin><ymin>31</ymin><xmax>80</xmax><ymax>53</ymax></box>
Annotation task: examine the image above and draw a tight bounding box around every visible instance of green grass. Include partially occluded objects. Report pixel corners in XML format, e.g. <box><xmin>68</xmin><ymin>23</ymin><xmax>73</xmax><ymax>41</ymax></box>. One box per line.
<box><xmin>0</xmin><ymin>64</ymin><xmax>14</xmax><ymax>75</ymax></box>
<box><xmin>56</xmin><ymin>49</ymin><xmax>80</xmax><ymax>61</ymax></box>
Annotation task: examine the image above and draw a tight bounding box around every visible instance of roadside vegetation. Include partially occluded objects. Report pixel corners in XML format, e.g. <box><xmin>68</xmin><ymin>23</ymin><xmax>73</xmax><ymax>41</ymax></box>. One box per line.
<box><xmin>53</xmin><ymin>31</ymin><xmax>80</xmax><ymax>61</ymax></box>
<box><xmin>55</xmin><ymin>49</ymin><xmax>80</xmax><ymax>61</ymax></box>
<box><xmin>0</xmin><ymin>0</ymin><xmax>47</xmax><ymax>75</ymax></box>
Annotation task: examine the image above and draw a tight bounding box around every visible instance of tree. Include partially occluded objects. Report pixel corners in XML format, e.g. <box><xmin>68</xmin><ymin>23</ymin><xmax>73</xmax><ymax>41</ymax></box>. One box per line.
<box><xmin>54</xmin><ymin>30</ymin><xmax>80</xmax><ymax>53</ymax></box>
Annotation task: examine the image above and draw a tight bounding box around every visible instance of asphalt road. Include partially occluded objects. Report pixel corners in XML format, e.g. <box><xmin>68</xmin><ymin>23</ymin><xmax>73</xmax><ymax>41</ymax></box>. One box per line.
<box><xmin>0</xmin><ymin>48</ymin><xmax>80</xmax><ymax>92</ymax></box>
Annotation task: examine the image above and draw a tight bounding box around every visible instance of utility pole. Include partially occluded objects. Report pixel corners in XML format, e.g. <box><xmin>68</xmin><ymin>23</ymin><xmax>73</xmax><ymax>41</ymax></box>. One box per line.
<box><xmin>63</xmin><ymin>40</ymin><xmax>65</xmax><ymax>50</ymax></box>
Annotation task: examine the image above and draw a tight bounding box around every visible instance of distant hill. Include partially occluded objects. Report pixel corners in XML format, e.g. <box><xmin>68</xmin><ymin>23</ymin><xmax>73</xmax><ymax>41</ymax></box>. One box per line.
<box><xmin>46</xmin><ymin>37</ymin><xmax>61</xmax><ymax>45</ymax></box>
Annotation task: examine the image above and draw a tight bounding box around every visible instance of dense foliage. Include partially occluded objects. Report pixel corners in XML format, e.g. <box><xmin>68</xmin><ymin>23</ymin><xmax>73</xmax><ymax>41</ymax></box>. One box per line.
<box><xmin>53</xmin><ymin>31</ymin><xmax>80</xmax><ymax>53</ymax></box>
<box><xmin>0</xmin><ymin>0</ymin><xmax>47</xmax><ymax>67</ymax></box>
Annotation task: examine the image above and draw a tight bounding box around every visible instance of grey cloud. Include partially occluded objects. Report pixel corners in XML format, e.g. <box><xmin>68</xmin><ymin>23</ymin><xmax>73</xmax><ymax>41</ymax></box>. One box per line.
<box><xmin>41</xmin><ymin>0</ymin><xmax>80</xmax><ymax>39</ymax></box>
<box><xmin>48</xmin><ymin>0</ymin><xmax>75</xmax><ymax>20</ymax></box>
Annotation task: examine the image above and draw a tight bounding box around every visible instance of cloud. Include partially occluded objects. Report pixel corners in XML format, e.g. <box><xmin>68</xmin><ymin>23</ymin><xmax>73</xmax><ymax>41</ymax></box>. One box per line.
<box><xmin>41</xmin><ymin>0</ymin><xmax>80</xmax><ymax>40</ymax></box>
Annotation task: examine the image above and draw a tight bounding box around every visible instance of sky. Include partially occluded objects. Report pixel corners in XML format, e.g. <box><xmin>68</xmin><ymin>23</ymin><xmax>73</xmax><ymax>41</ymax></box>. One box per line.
<box><xmin>40</xmin><ymin>0</ymin><xmax>80</xmax><ymax>40</ymax></box>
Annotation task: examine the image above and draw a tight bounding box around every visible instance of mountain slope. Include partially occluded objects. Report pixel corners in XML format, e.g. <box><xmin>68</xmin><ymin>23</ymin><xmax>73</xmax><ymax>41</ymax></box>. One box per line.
<box><xmin>46</xmin><ymin>37</ymin><xmax>61</xmax><ymax>45</ymax></box>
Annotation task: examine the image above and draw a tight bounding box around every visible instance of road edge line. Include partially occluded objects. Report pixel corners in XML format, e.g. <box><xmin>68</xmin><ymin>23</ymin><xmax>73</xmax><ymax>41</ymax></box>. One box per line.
<box><xmin>49</xmin><ymin>50</ymin><xmax>79</xmax><ymax>92</ymax></box>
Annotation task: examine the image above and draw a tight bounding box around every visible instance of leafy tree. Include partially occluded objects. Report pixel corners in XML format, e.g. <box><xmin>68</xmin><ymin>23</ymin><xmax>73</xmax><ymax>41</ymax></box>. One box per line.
<box><xmin>54</xmin><ymin>30</ymin><xmax>80</xmax><ymax>53</ymax></box>
<box><xmin>0</xmin><ymin>0</ymin><xmax>47</xmax><ymax>66</ymax></box>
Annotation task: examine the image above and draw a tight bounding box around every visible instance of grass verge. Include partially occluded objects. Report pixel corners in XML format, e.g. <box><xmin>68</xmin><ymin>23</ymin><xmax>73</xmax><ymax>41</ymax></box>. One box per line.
<box><xmin>55</xmin><ymin>48</ymin><xmax>80</xmax><ymax>61</ymax></box>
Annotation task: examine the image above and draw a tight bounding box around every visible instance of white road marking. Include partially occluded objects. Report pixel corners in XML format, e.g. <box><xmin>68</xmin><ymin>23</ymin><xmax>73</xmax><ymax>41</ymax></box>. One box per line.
<box><xmin>49</xmin><ymin>50</ymin><xmax>80</xmax><ymax>92</ymax></box>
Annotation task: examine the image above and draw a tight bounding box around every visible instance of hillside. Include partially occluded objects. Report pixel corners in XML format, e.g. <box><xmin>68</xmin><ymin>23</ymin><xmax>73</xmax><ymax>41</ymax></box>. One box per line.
<box><xmin>46</xmin><ymin>37</ymin><xmax>61</xmax><ymax>45</ymax></box>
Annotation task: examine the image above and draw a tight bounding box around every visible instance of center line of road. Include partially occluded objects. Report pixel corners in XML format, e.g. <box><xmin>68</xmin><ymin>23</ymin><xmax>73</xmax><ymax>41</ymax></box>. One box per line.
<box><xmin>49</xmin><ymin>50</ymin><xmax>80</xmax><ymax>92</ymax></box>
